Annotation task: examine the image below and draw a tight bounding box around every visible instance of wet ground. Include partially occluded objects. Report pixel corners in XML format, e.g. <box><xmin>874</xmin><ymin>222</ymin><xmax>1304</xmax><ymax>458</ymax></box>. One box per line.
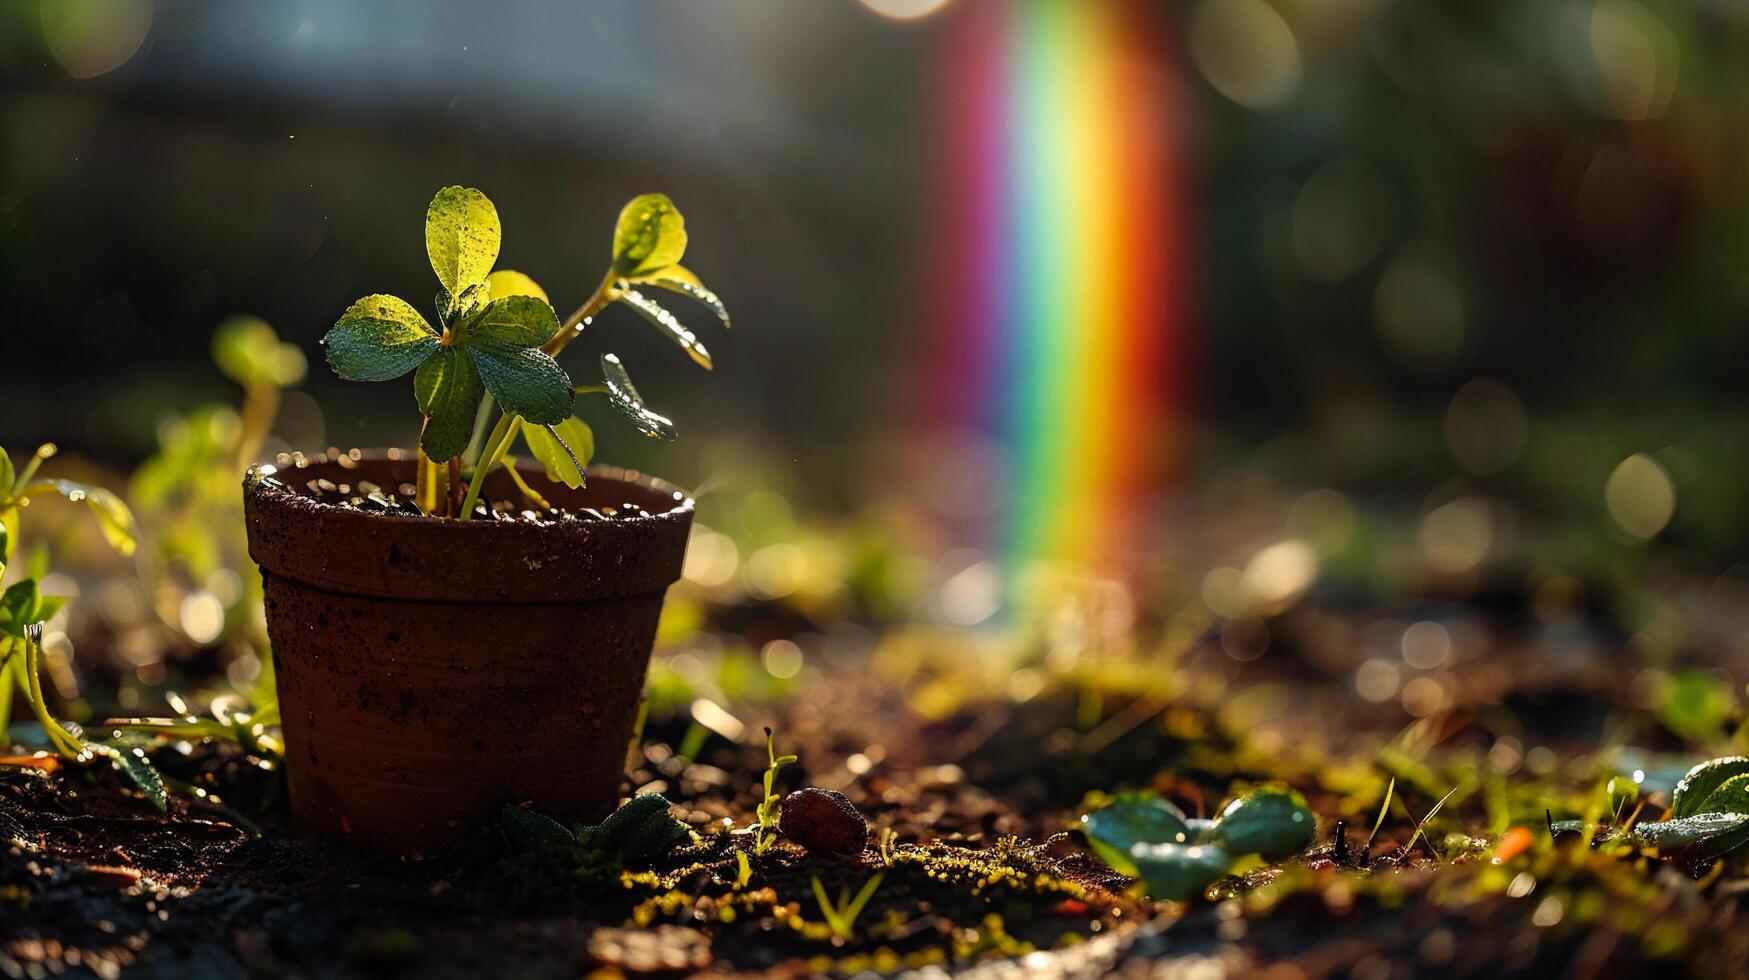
<box><xmin>6</xmin><ymin>591</ymin><xmax>1749</xmax><ymax>978</ymax></box>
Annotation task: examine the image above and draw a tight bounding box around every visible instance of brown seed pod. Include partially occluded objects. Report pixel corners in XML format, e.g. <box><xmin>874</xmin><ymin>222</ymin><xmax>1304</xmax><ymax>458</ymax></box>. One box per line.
<box><xmin>778</xmin><ymin>787</ymin><xmax>869</xmax><ymax>857</ymax></box>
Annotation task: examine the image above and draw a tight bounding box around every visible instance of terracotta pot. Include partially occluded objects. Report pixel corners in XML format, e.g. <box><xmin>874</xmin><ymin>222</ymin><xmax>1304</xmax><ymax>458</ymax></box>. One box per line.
<box><xmin>242</xmin><ymin>453</ymin><xmax>693</xmax><ymax>854</ymax></box>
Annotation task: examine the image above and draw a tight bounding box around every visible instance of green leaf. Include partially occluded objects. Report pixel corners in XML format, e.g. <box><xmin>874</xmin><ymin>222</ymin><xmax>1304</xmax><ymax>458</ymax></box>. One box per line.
<box><xmin>0</xmin><ymin>509</ymin><xmax>15</xmax><ymax>567</ymax></box>
<box><xmin>468</xmin><ymin>341</ymin><xmax>574</xmax><ymax>425</ymax></box>
<box><xmin>213</xmin><ymin>315</ymin><xmax>306</xmax><ymax>388</ymax></box>
<box><xmin>485</xmin><ymin>269</ymin><xmax>549</xmax><ymax>303</ymax></box>
<box><xmin>521</xmin><ymin>416</ymin><xmax>593</xmax><ymax>489</ymax></box>
<box><xmin>1633</xmin><ymin>811</ymin><xmax>1749</xmax><ymax>858</ymax></box>
<box><xmin>23</xmin><ymin>541</ymin><xmax>48</xmax><ymax>582</ymax></box>
<box><xmin>438</xmin><ymin>284</ymin><xmax>489</xmax><ymax>330</ymax></box>
<box><xmin>649</xmin><ymin>267</ymin><xmax>731</xmax><ymax>330</ymax></box>
<box><xmin>426</xmin><ymin>185</ymin><xmax>501</xmax><ymax>298</ymax></box>
<box><xmin>601</xmin><ymin>354</ymin><xmax>677</xmax><ymax>441</ymax></box>
<box><xmin>1079</xmin><ymin>794</ymin><xmax>1193</xmax><ymax>876</ymax></box>
<box><xmin>83</xmin><ymin>740</ymin><xmax>169</xmax><ymax>812</ymax></box>
<box><xmin>0</xmin><ymin>447</ymin><xmax>14</xmax><ymax>497</ymax></box>
<box><xmin>414</xmin><ymin>348</ymin><xmax>486</xmax><ymax>462</ymax></box>
<box><xmin>1704</xmin><ymin>773</ymin><xmax>1749</xmax><ymax>816</ymax></box>
<box><xmin>458</xmin><ymin>294</ymin><xmax>560</xmax><ymax>348</ymax></box>
<box><xmin>1672</xmin><ymin>757</ymin><xmax>1749</xmax><ymax>819</ymax></box>
<box><xmin>1211</xmin><ymin>787</ymin><xmax>1318</xmax><ymax>859</ymax></box>
<box><xmin>38</xmin><ymin>481</ymin><xmax>137</xmax><ymax>557</ymax></box>
<box><xmin>0</xmin><ymin>580</ymin><xmax>39</xmax><ymax>638</ymax></box>
<box><xmin>35</xmin><ymin>595</ymin><xmax>67</xmax><ymax>624</ymax></box>
<box><xmin>499</xmin><ymin>804</ymin><xmax>577</xmax><ymax>852</ymax></box>
<box><xmin>595</xmin><ymin>794</ymin><xmax>685</xmax><ymax>859</ymax></box>
<box><xmin>618</xmin><ymin>289</ymin><xmax>712</xmax><ymax>369</ymax></box>
<box><xmin>612</xmin><ymin>193</ymin><xmax>687</xmax><ymax>277</ymax></box>
<box><xmin>1127</xmin><ymin>843</ymin><xmax>1232</xmax><ymax>902</ymax></box>
<box><xmin>324</xmin><ymin>295</ymin><xmax>439</xmax><ymax>381</ymax></box>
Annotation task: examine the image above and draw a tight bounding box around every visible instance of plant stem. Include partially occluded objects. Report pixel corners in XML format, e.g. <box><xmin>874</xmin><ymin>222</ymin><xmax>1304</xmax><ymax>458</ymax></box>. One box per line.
<box><xmin>233</xmin><ymin>383</ymin><xmax>280</xmax><ymax>473</ymax></box>
<box><xmin>461</xmin><ymin>395</ymin><xmax>497</xmax><ymax>467</ymax></box>
<box><xmin>543</xmin><ymin>270</ymin><xmax>620</xmax><ymax>358</ymax></box>
<box><xmin>447</xmin><ymin>271</ymin><xmax>617</xmax><ymax>520</ymax></box>
<box><xmin>24</xmin><ymin>628</ymin><xmax>82</xmax><ymax>760</ymax></box>
<box><xmin>501</xmin><ymin>457</ymin><xmax>553</xmax><ymax>511</ymax></box>
<box><xmin>457</xmin><ymin>412</ymin><xmax>517</xmax><ymax>521</ymax></box>
<box><xmin>13</xmin><ymin>444</ymin><xmax>54</xmax><ymax>497</ymax></box>
<box><xmin>0</xmin><ymin>638</ymin><xmax>16</xmax><ymax>740</ymax></box>
<box><xmin>415</xmin><ymin>449</ymin><xmax>441</xmax><ymax>516</ymax></box>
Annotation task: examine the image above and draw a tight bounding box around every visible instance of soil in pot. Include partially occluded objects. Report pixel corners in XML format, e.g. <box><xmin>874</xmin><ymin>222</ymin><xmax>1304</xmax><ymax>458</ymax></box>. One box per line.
<box><xmin>243</xmin><ymin>451</ymin><xmax>694</xmax><ymax>854</ymax></box>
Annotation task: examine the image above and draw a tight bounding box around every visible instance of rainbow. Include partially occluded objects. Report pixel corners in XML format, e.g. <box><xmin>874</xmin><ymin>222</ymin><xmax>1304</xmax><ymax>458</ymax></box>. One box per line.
<box><xmin>929</xmin><ymin>0</ymin><xmax>1187</xmax><ymax>575</ymax></box>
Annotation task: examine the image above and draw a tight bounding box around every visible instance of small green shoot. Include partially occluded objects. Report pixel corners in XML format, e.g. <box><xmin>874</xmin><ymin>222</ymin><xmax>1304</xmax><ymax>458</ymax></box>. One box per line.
<box><xmin>754</xmin><ymin>726</ymin><xmax>798</xmax><ymax>856</ymax></box>
<box><xmin>1366</xmin><ymin>776</ymin><xmax>1396</xmax><ymax>849</ymax></box>
<box><xmin>101</xmin><ymin>687</ymin><xmax>283</xmax><ymax>759</ymax></box>
<box><xmin>0</xmin><ymin>444</ymin><xmax>137</xmax><ymax>572</ymax></box>
<box><xmin>735</xmin><ymin>850</ymin><xmax>754</xmax><ymax>889</ymax></box>
<box><xmin>1403</xmin><ymin>786</ymin><xmax>1460</xmax><ymax>861</ymax></box>
<box><xmin>0</xmin><ymin>445</ymin><xmax>166</xmax><ymax>808</ymax></box>
<box><xmin>136</xmin><ymin>317</ymin><xmax>303</xmax><ymax>652</ymax></box>
<box><xmin>1080</xmin><ymin>787</ymin><xmax>1318</xmax><ymax>901</ymax></box>
<box><xmin>320</xmin><ymin>187</ymin><xmax>729</xmax><ymax>518</ymax></box>
<box><xmin>810</xmin><ymin>871</ymin><xmax>885</xmax><ymax>942</ymax></box>
<box><xmin>15</xmin><ymin>624</ymin><xmax>167</xmax><ymax>811</ymax></box>
<box><xmin>498</xmin><ymin>793</ymin><xmax>690</xmax><ymax>870</ymax></box>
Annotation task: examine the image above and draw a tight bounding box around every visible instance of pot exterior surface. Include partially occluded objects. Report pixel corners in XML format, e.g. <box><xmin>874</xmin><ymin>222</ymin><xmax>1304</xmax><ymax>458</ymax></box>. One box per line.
<box><xmin>244</xmin><ymin>455</ymin><xmax>694</xmax><ymax>853</ymax></box>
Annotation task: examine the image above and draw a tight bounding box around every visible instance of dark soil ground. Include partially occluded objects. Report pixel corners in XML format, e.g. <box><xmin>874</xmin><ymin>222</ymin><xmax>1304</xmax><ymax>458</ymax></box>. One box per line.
<box><xmin>6</xmin><ymin>591</ymin><xmax>1749</xmax><ymax>978</ymax></box>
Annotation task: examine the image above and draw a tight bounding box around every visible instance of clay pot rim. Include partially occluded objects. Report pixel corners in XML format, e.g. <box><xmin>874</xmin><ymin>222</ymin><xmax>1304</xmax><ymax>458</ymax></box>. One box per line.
<box><xmin>245</xmin><ymin>450</ymin><xmax>696</xmax><ymax>529</ymax></box>
<box><xmin>243</xmin><ymin>451</ymin><xmax>696</xmax><ymax>603</ymax></box>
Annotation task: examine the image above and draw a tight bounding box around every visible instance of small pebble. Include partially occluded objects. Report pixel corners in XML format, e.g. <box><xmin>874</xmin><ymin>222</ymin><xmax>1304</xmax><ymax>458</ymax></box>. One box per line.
<box><xmin>778</xmin><ymin>787</ymin><xmax>868</xmax><ymax>857</ymax></box>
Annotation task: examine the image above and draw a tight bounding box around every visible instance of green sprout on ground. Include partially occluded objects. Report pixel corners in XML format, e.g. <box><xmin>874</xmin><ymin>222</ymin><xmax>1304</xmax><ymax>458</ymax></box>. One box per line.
<box><xmin>493</xmin><ymin>792</ymin><xmax>691</xmax><ymax>890</ymax></box>
<box><xmin>101</xmin><ymin>684</ymin><xmax>283</xmax><ymax>760</ymax></box>
<box><xmin>321</xmin><ymin>186</ymin><xmax>728</xmax><ymax>518</ymax></box>
<box><xmin>754</xmin><ymin>726</ymin><xmax>798</xmax><ymax>856</ymax></box>
<box><xmin>1079</xmin><ymin>786</ymin><xmax>1318</xmax><ymax>901</ymax></box>
<box><xmin>811</xmin><ymin>871</ymin><xmax>885</xmax><ymax>942</ymax></box>
<box><xmin>0</xmin><ymin>445</ymin><xmax>163</xmax><ymax>809</ymax></box>
<box><xmin>134</xmin><ymin>316</ymin><xmax>304</xmax><ymax>653</ymax></box>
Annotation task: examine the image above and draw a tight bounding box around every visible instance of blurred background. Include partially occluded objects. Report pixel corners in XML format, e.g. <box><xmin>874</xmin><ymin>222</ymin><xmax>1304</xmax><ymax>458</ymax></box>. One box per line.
<box><xmin>3</xmin><ymin>0</ymin><xmax>1749</xmax><ymax>730</ymax></box>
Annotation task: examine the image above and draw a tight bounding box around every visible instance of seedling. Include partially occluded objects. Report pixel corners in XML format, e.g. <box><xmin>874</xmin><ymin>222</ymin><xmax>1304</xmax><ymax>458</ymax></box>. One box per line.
<box><xmin>754</xmin><ymin>726</ymin><xmax>798</xmax><ymax>855</ymax></box>
<box><xmin>497</xmin><ymin>793</ymin><xmax>690</xmax><ymax>866</ymax></box>
<box><xmin>810</xmin><ymin>871</ymin><xmax>885</xmax><ymax>942</ymax></box>
<box><xmin>0</xmin><ymin>443</ymin><xmax>137</xmax><ymax>739</ymax></box>
<box><xmin>134</xmin><ymin>316</ymin><xmax>304</xmax><ymax>651</ymax></box>
<box><xmin>1078</xmin><ymin>786</ymin><xmax>1319</xmax><ymax>901</ymax></box>
<box><xmin>0</xmin><ymin>446</ymin><xmax>162</xmax><ymax>808</ymax></box>
<box><xmin>321</xmin><ymin>186</ymin><xmax>729</xmax><ymax>517</ymax></box>
<box><xmin>102</xmin><ymin>686</ymin><xmax>283</xmax><ymax>759</ymax></box>
<box><xmin>1401</xmin><ymin>786</ymin><xmax>1460</xmax><ymax>861</ymax></box>
<box><xmin>1366</xmin><ymin>776</ymin><xmax>1395</xmax><ymax>848</ymax></box>
<box><xmin>0</xmin><ymin>443</ymin><xmax>136</xmax><ymax>570</ymax></box>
